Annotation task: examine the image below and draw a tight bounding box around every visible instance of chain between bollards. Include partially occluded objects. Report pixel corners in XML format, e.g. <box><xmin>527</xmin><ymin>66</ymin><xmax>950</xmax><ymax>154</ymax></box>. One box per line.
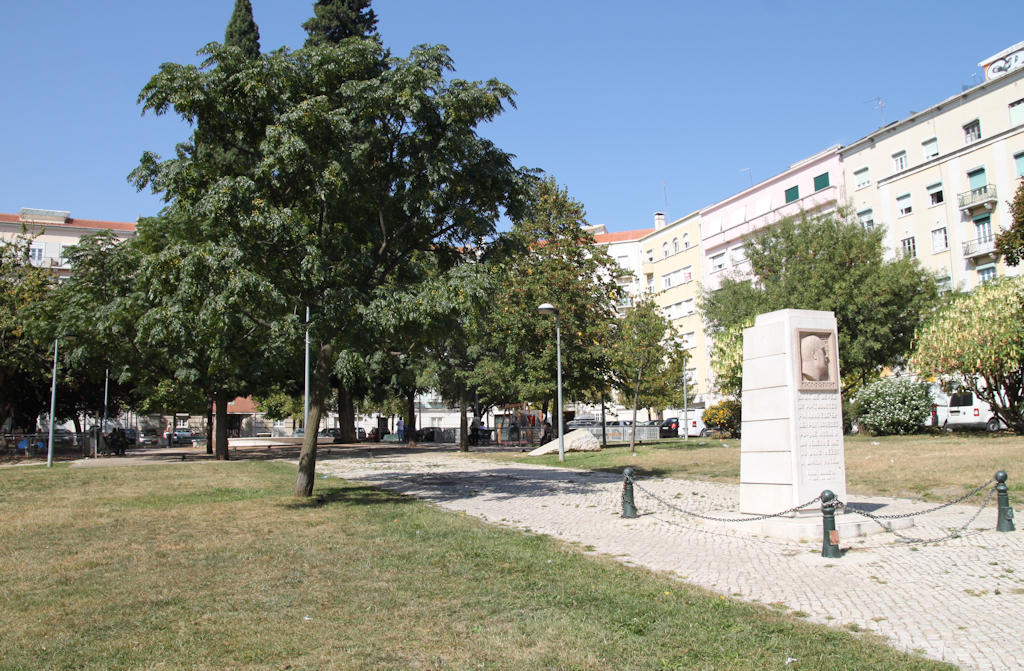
<box><xmin>622</xmin><ymin>467</ymin><xmax>638</xmax><ymax>518</ymax></box>
<box><xmin>995</xmin><ymin>470</ymin><xmax>1015</xmax><ymax>532</ymax></box>
<box><xmin>820</xmin><ymin>490</ymin><xmax>842</xmax><ymax>558</ymax></box>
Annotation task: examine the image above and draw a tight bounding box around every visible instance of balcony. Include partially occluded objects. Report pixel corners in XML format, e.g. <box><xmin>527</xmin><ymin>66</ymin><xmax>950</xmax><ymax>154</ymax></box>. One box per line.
<box><xmin>962</xmin><ymin>234</ymin><xmax>998</xmax><ymax>260</ymax></box>
<box><xmin>958</xmin><ymin>184</ymin><xmax>998</xmax><ymax>212</ymax></box>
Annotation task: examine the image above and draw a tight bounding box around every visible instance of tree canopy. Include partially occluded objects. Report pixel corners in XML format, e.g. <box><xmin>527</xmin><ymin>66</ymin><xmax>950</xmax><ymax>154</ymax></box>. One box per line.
<box><xmin>133</xmin><ymin>36</ymin><xmax>527</xmax><ymax>493</ymax></box>
<box><xmin>910</xmin><ymin>276</ymin><xmax>1024</xmax><ymax>433</ymax></box>
<box><xmin>701</xmin><ymin>209</ymin><xmax>941</xmax><ymax>395</ymax></box>
<box><xmin>224</xmin><ymin>0</ymin><xmax>261</xmax><ymax>59</ymax></box>
<box><xmin>995</xmin><ymin>177</ymin><xmax>1024</xmax><ymax>266</ymax></box>
<box><xmin>303</xmin><ymin>0</ymin><xmax>379</xmax><ymax>45</ymax></box>
<box><xmin>470</xmin><ymin>177</ymin><xmax>620</xmax><ymax>413</ymax></box>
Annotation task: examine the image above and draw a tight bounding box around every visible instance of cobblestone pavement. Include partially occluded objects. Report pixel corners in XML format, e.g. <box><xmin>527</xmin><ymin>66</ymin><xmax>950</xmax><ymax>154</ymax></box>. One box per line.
<box><xmin>312</xmin><ymin>448</ymin><xmax>1024</xmax><ymax>671</ymax></box>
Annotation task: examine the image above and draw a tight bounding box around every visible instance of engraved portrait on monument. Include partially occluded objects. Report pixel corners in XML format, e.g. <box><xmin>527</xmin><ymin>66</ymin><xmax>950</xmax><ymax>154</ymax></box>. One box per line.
<box><xmin>795</xmin><ymin>329</ymin><xmax>838</xmax><ymax>391</ymax></box>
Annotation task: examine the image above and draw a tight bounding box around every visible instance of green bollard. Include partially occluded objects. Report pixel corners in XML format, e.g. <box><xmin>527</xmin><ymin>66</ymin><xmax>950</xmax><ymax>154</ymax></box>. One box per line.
<box><xmin>622</xmin><ymin>467</ymin><xmax>638</xmax><ymax>518</ymax></box>
<box><xmin>995</xmin><ymin>471</ymin><xmax>1015</xmax><ymax>532</ymax></box>
<box><xmin>820</xmin><ymin>490</ymin><xmax>841</xmax><ymax>558</ymax></box>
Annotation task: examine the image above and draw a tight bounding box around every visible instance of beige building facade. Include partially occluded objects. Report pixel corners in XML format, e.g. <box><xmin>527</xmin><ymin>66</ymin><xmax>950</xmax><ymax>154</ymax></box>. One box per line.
<box><xmin>0</xmin><ymin>207</ymin><xmax>136</xmax><ymax>278</ymax></box>
<box><xmin>842</xmin><ymin>42</ymin><xmax>1024</xmax><ymax>291</ymax></box>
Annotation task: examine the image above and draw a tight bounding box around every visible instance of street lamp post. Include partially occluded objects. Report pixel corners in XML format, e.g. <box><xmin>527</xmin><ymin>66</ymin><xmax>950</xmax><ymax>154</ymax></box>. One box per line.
<box><xmin>46</xmin><ymin>337</ymin><xmax>59</xmax><ymax>468</ymax></box>
<box><xmin>537</xmin><ymin>303</ymin><xmax>565</xmax><ymax>462</ymax></box>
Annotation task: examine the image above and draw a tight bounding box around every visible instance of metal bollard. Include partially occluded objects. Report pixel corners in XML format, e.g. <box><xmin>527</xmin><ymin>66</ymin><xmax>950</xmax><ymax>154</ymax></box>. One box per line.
<box><xmin>622</xmin><ymin>467</ymin><xmax>638</xmax><ymax>518</ymax></box>
<box><xmin>995</xmin><ymin>471</ymin><xmax>1015</xmax><ymax>532</ymax></box>
<box><xmin>820</xmin><ymin>489</ymin><xmax>841</xmax><ymax>558</ymax></box>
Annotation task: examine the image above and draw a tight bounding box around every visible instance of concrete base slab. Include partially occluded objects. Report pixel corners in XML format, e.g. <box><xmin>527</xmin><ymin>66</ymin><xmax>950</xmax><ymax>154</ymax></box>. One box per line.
<box><xmin>756</xmin><ymin>512</ymin><xmax>913</xmax><ymax>542</ymax></box>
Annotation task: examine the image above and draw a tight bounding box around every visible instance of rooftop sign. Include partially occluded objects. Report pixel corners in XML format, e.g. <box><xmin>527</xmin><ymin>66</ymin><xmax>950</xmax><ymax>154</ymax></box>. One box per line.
<box><xmin>980</xmin><ymin>41</ymin><xmax>1024</xmax><ymax>81</ymax></box>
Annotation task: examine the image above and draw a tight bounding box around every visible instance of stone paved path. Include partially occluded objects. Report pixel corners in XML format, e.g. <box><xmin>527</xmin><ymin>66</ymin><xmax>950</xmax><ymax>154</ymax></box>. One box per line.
<box><xmin>312</xmin><ymin>448</ymin><xmax>1024</xmax><ymax>671</ymax></box>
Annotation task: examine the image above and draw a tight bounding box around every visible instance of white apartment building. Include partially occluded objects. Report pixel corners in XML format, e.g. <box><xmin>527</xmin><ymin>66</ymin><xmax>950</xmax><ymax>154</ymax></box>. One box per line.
<box><xmin>842</xmin><ymin>41</ymin><xmax>1024</xmax><ymax>291</ymax></box>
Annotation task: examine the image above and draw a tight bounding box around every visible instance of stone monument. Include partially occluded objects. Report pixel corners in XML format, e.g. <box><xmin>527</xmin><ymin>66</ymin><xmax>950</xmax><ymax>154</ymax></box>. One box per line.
<box><xmin>739</xmin><ymin>309</ymin><xmax>849</xmax><ymax>539</ymax></box>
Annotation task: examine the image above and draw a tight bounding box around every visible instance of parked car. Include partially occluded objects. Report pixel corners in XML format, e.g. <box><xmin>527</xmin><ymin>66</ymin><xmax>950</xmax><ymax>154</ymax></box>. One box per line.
<box><xmin>138</xmin><ymin>430</ymin><xmax>160</xmax><ymax>446</ymax></box>
<box><xmin>124</xmin><ymin>428</ymin><xmax>138</xmax><ymax>445</ymax></box>
<box><xmin>605</xmin><ymin>419</ymin><xmax>633</xmax><ymax>426</ymax></box>
<box><xmin>680</xmin><ymin>413</ymin><xmax>709</xmax><ymax>437</ymax></box>
<box><xmin>941</xmin><ymin>390</ymin><xmax>1004</xmax><ymax>432</ymax></box>
<box><xmin>566</xmin><ymin>418</ymin><xmax>599</xmax><ymax>429</ymax></box>
<box><xmin>319</xmin><ymin>428</ymin><xmax>344</xmax><ymax>443</ymax></box>
<box><xmin>659</xmin><ymin>417</ymin><xmax>679</xmax><ymax>438</ymax></box>
<box><xmin>51</xmin><ymin>428</ymin><xmax>77</xmax><ymax>447</ymax></box>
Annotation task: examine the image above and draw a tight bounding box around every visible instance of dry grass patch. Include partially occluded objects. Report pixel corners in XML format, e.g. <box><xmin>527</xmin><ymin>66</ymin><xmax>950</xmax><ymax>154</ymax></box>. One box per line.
<box><xmin>476</xmin><ymin>432</ymin><xmax>1024</xmax><ymax>500</ymax></box>
<box><xmin>0</xmin><ymin>461</ymin><xmax>955</xmax><ymax>670</ymax></box>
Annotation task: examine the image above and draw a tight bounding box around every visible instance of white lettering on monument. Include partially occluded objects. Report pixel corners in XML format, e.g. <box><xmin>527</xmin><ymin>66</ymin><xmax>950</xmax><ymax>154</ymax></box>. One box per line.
<box><xmin>796</xmin><ymin>392</ymin><xmax>843</xmax><ymax>483</ymax></box>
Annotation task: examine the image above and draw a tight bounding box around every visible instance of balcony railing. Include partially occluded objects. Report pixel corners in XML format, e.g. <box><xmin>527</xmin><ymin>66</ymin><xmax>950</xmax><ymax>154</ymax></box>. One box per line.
<box><xmin>962</xmin><ymin>234</ymin><xmax>998</xmax><ymax>258</ymax></box>
<box><xmin>958</xmin><ymin>184</ymin><xmax>998</xmax><ymax>211</ymax></box>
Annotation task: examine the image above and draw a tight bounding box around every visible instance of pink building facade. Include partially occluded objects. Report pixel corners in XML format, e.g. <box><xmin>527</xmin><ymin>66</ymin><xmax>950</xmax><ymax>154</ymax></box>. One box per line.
<box><xmin>700</xmin><ymin>146</ymin><xmax>845</xmax><ymax>292</ymax></box>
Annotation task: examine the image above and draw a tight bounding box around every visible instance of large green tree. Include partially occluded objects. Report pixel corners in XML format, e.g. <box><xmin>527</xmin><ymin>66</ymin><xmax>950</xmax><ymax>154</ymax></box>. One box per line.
<box><xmin>0</xmin><ymin>235</ymin><xmax>57</xmax><ymax>432</ymax></box>
<box><xmin>225</xmin><ymin>0</ymin><xmax>261</xmax><ymax>58</ymax></box>
<box><xmin>471</xmin><ymin>177</ymin><xmax>621</xmax><ymax>415</ymax></box>
<box><xmin>303</xmin><ymin>0</ymin><xmax>379</xmax><ymax>45</ymax></box>
<box><xmin>134</xmin><ymin>38</ymin><xmax>526</xmax><ymax>495</ymax></box>
<box><xmin>910</xmin><ymin>277</ymin><xmax>1024</xmax><ymax>433</ymax></box>
<box><xmin>701</xmin><ymin>210</ymin><xmax>941</xmax><ymax>395</ymax></box>
<box><xmin>995</xmin><ymin>177</ymin><xmax>1024</xmax><ymax>266</ymax></box>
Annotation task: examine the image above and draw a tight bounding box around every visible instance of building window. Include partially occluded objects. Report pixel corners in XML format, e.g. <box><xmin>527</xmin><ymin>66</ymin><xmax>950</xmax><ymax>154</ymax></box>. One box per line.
<box><xmin>784</xmin><ymin>185</ymin><xmax>799</xmax><ymax>203</ymax></box>
<box><xmin>681</xmin><ymin>331</ymin><xmax>696</xmax><ymax>349</ymax></box>
<box><xmin>682</xmin><ymin>233</ymin><xmax>690</xmax><ymax>249</ymax></box>
<box><xmin>662</xmin><ymin>242</ymin><xmax>669</xmax><ymax>258</ymax></box>
<box><xmin>922</xmin><ymin>137</ymin><xmax>939</xmax><ymax>160</ymax></box>
<box><xmin>897</xmin><ymin>193</ymin><xmax>912</xmax><ymax>217</ymax></box>
<box><xmin>711</xmin><ymin>252</ymin><xmax>726</xmax><ymax>272</ymax></box>
<box><xmin>1016</xmin><ymin>152</ymin><xmax>1024</xmax><ymax>177</ymax></box>
<box><xmin>858</xmin><ymin>208</ymin><xmax>874</xmax><ymax>230</ymax></box>
<box><xmin>968</xmin><ymin>167</ymin><xmax>987</xmax><ymax>192</ymax></box>
<box><xmin>1011</xmin><ymin>99</ymin><xmax>1024</xmax><ymax>126</ymax></box>
<box><xmin>854</xmin><ymin>167</ymin><xmax>870</xmax><ymax>189</ymax></box>
<box><xmin>975</xmin><ymin>215</ymin><xmax>993</xmax><ymax>243</ymax></box>
<box><xmin>645</xmin><ymin>274</ymin><xmax>653</xmax><ymax>292</ymax></box>
<box><xmin>964</xmin><ymin>120</ymin><xmax>982</xmax><ymax>143</ymax></box>
<box><xmin>978</xmin><ymin>265</ymin><xmax>998</xmax><ymax>283</ymax></box>
<box><xmin>680</xmin><ymin>265</ymin><xmax>692</xmax><ymax>283</ymax></box>
<box><xmin>927</xmin><ymin>183</ymin><xmax>944</xmax><ymax>206</ymax></box>
<box><xmin>28</xmin><ymin>246</ymin><xmax>44</xmax><ymax>263</ymax></box>
<box><xmin>646</xmin><ymin>248</ymin><xmax>654</xmax><ymax>262</ymax></box>
<box><xmin>901</xmin><ymin>236</ymin><xmax>917</xmax><ymax>258</ymax></box>
<box><xmin>892</xmin><ymin>151</ymin><xmax>908</xmax><ymax>172</ymax></box>
<box><xmin>681</xmin><ymin>298</ymin><xmax>695</xmax><ymax>316</ymax></box>
<box><xmin>730</xmin><ymin>245</ymin><xmax>746</xmax><ymax>264</ymax></box>
<box><xmin>672</xmin><ymin>238</ymin><xmax>679</xmax><ymax>254</ymax></box>
<box><xmin>813</xmin><ymin>172</ymin><xmax>830</xmax><ymax>191</ymax></box>
<box><xmin>931</xmin><ymin>227</ymin><xmax>948</xmax><ymax>253</ymax></box>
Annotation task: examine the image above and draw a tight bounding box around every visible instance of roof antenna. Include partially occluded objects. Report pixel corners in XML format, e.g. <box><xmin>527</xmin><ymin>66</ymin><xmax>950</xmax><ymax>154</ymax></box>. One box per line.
<box><xmin>866</xmin><ymin>96</ymin><xmax>886</xmax><ymax>125</ymax></box>
<box><xmin>660</xmin><ymin>181</ymin><xmax>669</xmax><ymax>218</ymax></box>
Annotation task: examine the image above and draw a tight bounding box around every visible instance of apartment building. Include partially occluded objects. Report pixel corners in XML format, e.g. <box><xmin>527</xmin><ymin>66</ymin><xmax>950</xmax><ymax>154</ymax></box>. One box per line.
<box><xmin>635</xmin><ymin>211</ymin><xmax>708</xmax><ymax>405</ymax></box>
<box><xmin>588</xmin><ymin>223</ymin><xmax>653</xmax><ymax>314</ymax></box>
<box><xmin>0</xmin><ymin>207</ymin><xmax>136</xmax><ymax>277</ymax></box>
<box><xmin>842</xmin><ymin>41</ymin><xmax>1024</xmax><ymax>291</ymax></box>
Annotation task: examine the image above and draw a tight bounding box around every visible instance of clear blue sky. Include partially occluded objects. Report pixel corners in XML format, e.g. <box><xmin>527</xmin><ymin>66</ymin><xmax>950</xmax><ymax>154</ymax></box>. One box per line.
<box><xmin>2</xmin><ymin>1</ymin><xmax>1022</xmax><ymax>231</ymax></box>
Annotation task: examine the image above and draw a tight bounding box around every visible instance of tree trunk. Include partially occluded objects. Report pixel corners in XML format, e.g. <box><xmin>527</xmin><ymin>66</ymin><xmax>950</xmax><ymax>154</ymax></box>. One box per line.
<box><xmin>337</xmin><ymin>383</ymin><xmax>356</xmax><ymax>443</ymax></box>
<box><xmin>405</xmin><ymin>389</ymin><xmax>416</xmax><ymax>446</ymax></box>
<box><xmin>214</xmin><ymin>391</ymin><xmax>230</xmax><ymax>460</ymax></box>
<box><xmin>294</xmin><ymin>342</ymin><xmax>334</xmax><ymax>497</ymax></box>
<box><xmin>206</xmin><ymin>399</ymin><xmax>214</xmax><ymax>455</ymax></box>
<box><xmin>458</xmin><ymin>380</ymin><xmax>468</xmax><ymax>451</ymax></box>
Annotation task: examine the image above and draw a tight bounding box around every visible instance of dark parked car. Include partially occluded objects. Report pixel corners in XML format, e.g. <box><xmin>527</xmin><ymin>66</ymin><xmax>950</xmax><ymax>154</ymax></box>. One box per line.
<box><xmin>660</xmin><ymin>417</ymin><xmax>679</xmax><ymax>438</ymax></box>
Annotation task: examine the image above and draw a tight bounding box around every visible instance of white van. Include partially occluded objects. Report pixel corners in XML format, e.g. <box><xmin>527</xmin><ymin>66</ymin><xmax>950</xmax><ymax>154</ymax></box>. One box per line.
<box><xmin>937</xmin><ymin>390</ymin><xmax>1004</xmax><ymax>432</ymax></box>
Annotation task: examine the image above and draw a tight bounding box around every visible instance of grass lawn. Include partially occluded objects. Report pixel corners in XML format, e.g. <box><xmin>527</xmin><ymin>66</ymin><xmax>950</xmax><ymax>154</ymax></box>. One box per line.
<box><xmin>0</xmin><ymin>461</ymin><xmax>954</xmax><ymax>671</ymax></box>
<box><xmin>476</xmin><ymin>431</ymin><xmax>1024</xmax><ymax>501</ymax></box>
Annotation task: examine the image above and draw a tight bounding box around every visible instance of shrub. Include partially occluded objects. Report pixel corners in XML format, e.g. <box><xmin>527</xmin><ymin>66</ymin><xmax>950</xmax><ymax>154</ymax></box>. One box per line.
<box><xmin>854</xmin><ymin>377</ymin><xmax>933</xmax><ymax>436</ymax></box>
<box><xmin>702</xmin><ymin>399</ymin><xmax>741</xmax><ymax>437</ymax></box>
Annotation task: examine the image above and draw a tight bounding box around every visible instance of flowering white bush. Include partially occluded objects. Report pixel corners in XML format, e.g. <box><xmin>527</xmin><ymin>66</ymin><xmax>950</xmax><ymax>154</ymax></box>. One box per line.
<box><xmin>854</xmin><ymin>377</ymin><xmax>933</xmax><ymax>435</ymax></box>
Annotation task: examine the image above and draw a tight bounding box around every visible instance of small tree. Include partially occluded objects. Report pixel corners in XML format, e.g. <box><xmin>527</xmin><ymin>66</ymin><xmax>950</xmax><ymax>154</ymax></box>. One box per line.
<box><xmin>609</xmin><ymin>298</ymin><xmax>673</xmax><ymax>454</ymax></box>
<box><xmin>703</xmin><ymin>400</ymin><xmax>741</xmax><ymax>438</ymax></box>
<box><xmin>303</xmin><ymin>0</ymin><xmax>379</xmax><ymax>45</ymax></box>
<box><xmin>910</xmin><ymin>277</ymin><xmax>1024</xmax><ymax>433</ymax></box>
<box><xmin>995</xmin><ymin>177</ymin><xmax>1024</xmax><ymax>266</ymax></box>
<box><xmin>854</xmin><ymin>376</ymin><xmax>933</xmax><ymax>435</ymax></box>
